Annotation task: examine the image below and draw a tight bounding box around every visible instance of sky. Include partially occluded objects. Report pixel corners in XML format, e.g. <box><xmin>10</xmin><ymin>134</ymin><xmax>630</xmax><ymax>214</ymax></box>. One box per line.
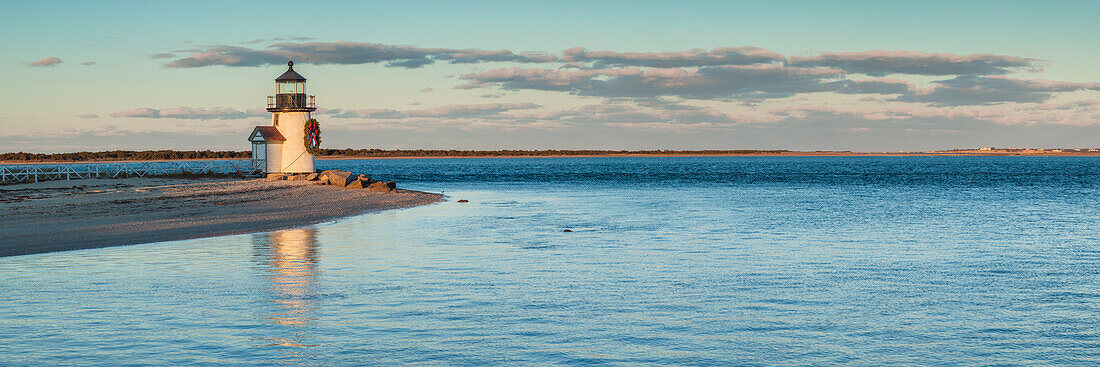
<box><xmin>2</xmin><ymin>0</ymin><xmax>1100</xmax><ymax>153</ymax></box>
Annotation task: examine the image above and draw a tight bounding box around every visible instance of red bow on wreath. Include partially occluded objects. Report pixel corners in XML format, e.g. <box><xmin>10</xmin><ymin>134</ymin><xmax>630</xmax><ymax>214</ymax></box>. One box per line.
<box><xmin>304</xmin><ymin>119</ymin><xmax>322</xmax><ymax>155</ymax></box>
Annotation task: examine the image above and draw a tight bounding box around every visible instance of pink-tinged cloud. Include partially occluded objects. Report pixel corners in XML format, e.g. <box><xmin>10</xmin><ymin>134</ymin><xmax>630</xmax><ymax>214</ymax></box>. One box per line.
<box><xmin>563</xmin><ymin>46</ymin><xmax>784</xmax><ymax>68</ymax></box>
<box><xmin>463</xmin><ymin>65</ymin><xmax>1098</xmax><ymax>105</ymax></box>
<box><xmin>322</xmin><ymin>101</ymin><xmax>773</xmax><ymax>131</ymax></box>
<box><xmin>1028</xmin><ymin>100</ymin><xmax>1098</xmax><ymax>111</ymax></box>
<box><xmin>29</xmin><ymin>57</ymin><xmax>62</xmax><ymax>67</ymax></box>
<box><xmin>325</xmin><ymin>103</ymin><xmax>540</xmax><ymax>119</ymax></box>
<box><xmin>163</xmin><ymin>41</ymin><xmax>557</xmax><ymax>69</ymax></box>
<box><xmin>769</xmin><ymin>102</ymin><xmax>1100</xmax><ymax>127</ymax></box>
<box><xmin>460</xmin><ymin>64</ymin><xmax>861</xmax><ymax>100</ymax></box>
<box><xmin>899</xmin><ymin>76</ymin><xmax>1100</xmax><ymax>106</ymax></box>
<box><xmin>829</xmin><ymin>79</ymin><xmax>914</xmax><ymax>95</ymax></box>
<box><xmin>788</xmin><ymin>50</ymin><xmax>1040</xmax><ymax>76</ymax></box>
<box><xmin>111</xmin><ymin>107</ymin><xmax>259</xmax><ymax>120</ymax></box>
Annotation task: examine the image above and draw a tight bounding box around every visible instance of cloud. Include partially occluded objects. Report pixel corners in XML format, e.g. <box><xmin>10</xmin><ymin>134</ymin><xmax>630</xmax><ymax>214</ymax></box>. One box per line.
<box><xmin>80</xmin><ymin>61</ymin><xmax>96</xmax><ymax>66</ymax></box>
<box><xmin>149</xmin><ymin>53</ymin><xmax>176</xmax><ymax>59</ymax></box>
<box><xmin>769</xmin><ymin>100</ymin><xmax>1100</xmax><ymax>127</ymax></box>
<box><xmin>458</xmin><ymin>67</ymin><xmax>639</xmax><ymax>92</ymax></box>
<box><xmin>563</xmin><ymin>47</ymin><xmax>783</xmax><ymax>68</ymax></box>
<box><xmin>1027</xmin><ymin>100</ymin><xmax>1098</xmax><ymax>111</ymax></box>
<box><xmin>163</xmin><ymin>41</ymin><xmax>557</xmax><ymax>69</ymax></box>
<box><xmin>459</xmin><ymin>65</ymin><xmax>916</xmax><ymax>101</ymax></box>
<box><xmin>326</xmin><ymin>103</ymin><xmax>540</xmax><ymax>120</ymax></box>
<box><xmin>386</xmin><ymin>58</ymin><xmax>434</xmax><ymax>68</ymax></box>
<box><xmin>461</xmin><ymin>65</ymin><xmax>1095</xmax><ymax>105</ymax></box>
<box><xmin>321</xmin><ymin>100</ymin><xmax>781</xmax><ymax>133</ymax></box>
<box><xmin>828</xmin><ymin>79</ymin><xmax>914</xmax><ymax>95</ymax></box>
<box><xmin>512</xmin><ymin>103</ymin><xmax>757</xmax><ymax>127</ymax></box>
<box><xmin>436</xmin><ymin>49</ymin><xmax>557</xmax><ymax>64</ymax></box>
<box><xmin>898</xmin><ymin>76</ymin><xmax>1100</xmax><ymax>106</ymax></box>
<box><xmin>161</xmin><ymin>46</ymin><xmax>286</xmax><ymax>68</ymax></box>
<box><xmin>787</xmin><ymin>50</ymin><xmax>1040</xmax><ymax>76</ymax></box>
<box><xmin>243</xmin><ymin>36</ymin><xmax>315</xmax><ymax>44</ymax></box>
<box><xmin>29</xmin><ymin>57</ymin><xmax>62</xmax><ymax>67</ymax></box>
<box><xmin>111</xmin><ymin>106</ymin><xmax>261</xmax><ymax>120</ymax></box>
<box><xmin>148</xmin><ymin>40</ymin><xmax>1100</xmax><ymax>124</ymax></box>
<box><xmin>78</xmin><ymin>114</ymin><xmax>98</xmax><ymax>119</ymax></box>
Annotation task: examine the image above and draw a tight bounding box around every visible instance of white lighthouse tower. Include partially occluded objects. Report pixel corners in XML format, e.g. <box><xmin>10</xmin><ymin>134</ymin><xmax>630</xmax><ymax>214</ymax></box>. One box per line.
<box><xmin>249</xmin><ymin>61</ymin><xmax>317</xmax><ymax>174</ymax></box>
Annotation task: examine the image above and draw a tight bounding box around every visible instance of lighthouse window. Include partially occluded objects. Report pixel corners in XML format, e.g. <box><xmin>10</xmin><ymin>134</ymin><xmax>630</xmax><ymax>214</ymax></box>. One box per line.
<box><xmin>273</xmin><ymin>115</ymin><xmax>278</xmax><ymax>126</ymax></box>
<box><xmin>277</xmin><ymin>81</ymin><xmax>305</xmax><ymax>94</ymax></box>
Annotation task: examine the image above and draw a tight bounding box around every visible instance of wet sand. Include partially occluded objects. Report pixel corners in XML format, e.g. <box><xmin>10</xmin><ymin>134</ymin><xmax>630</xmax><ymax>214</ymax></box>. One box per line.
<box><xmin>0</xmin><ymin>177</ymin><xmax>443</xmax><ymax>257</ymax></box>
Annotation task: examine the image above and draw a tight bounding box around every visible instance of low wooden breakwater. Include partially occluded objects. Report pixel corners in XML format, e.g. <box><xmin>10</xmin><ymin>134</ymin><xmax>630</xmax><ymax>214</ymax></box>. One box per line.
<box><xmin>0</xmin><ymin>160</ymin><xmax>262</xmax><ymax>184</ymax></box>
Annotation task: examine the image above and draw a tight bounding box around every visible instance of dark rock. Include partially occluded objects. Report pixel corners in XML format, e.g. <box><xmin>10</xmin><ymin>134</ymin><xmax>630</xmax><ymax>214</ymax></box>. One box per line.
<box><xmin>265</xmin><ymin>173</ymin><xmax>287</xmax><ymax>181</ymax></box>
<box><xmin>457</xmin><ymin>199</ymin><xmax>469</xmax><ymax>203</ymax></box>
<box><xmin>385</xmin><ymin>181</ymin><xmax>396</xmax><ymax>189</ymax></box>
<box><xmin>345</xmin><ymin>179</ymin><xmax>369</xmax><ymax>189</ymax></box>
<box><xmin>326</xmin><ymin>171</ymin><xmax>356</xmax><ymax>187</ymax></box>
<box><xmin>317</xmin><ymin>170</ymin><xmax>340</xmax><ymax>181</ymax></box>
<box><xmin>358</xmin><ymin>174</ymin><xmax>373</xmax><ymax>183</ymax></box>
<box><xmin>305</xmin><ymin>173</ymin><xmax>319</xmax><ymax>181</ymax></box>
<box><xmin>367</xmin><ymin>181</ymin><xmax>393</xmax><ymax>192</ymax></box>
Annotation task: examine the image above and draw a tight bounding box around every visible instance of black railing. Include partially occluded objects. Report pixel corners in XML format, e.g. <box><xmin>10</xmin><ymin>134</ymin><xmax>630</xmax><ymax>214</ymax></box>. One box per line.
<box><xmin>267</xmin><ymin>94</ymin><xmax>316</xmax><ymax>110</ymax></box>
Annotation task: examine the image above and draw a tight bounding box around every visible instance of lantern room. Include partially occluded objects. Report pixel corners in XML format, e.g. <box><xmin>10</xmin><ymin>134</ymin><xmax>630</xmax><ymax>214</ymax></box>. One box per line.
<box><xmin>267</xmin><ymin>61</ymin><xmax>316</xmax><ymax>112</ymax></box>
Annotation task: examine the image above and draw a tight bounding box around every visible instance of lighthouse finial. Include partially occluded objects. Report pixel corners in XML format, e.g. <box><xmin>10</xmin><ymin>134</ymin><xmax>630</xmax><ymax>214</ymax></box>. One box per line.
<box><xmin>288</xmin><ymin>60</ymin><xmax>294</xmax><ymax>69</ymax></box>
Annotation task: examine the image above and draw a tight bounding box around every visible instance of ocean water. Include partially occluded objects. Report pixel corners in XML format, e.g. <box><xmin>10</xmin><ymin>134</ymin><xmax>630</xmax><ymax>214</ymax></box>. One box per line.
<box><xmin>2</xmin><ymin>157</ymin><xmax>1100</xmax><ymax>365</ymax></box>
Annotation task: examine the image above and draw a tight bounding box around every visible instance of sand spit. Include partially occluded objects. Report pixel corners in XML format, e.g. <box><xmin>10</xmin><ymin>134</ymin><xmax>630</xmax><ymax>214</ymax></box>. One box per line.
<box><xmin>0</xmin><ymin>177</ymin><xmax>443</xmax><ymax>257</ymax></box>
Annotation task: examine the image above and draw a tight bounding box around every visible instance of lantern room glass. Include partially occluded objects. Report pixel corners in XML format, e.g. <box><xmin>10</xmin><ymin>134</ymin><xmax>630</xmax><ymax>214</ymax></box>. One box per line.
<box><xmin>277</xmin><ymin>81</ymin><xmax>306</xmax><ymax>94</ymax></box>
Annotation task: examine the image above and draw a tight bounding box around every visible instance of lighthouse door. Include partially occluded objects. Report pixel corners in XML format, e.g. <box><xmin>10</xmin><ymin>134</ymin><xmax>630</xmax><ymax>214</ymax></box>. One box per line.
<box><xmin>252</xmin><ymin>142</ymin><xmax>266</xmax><ymax>172</ymax></box>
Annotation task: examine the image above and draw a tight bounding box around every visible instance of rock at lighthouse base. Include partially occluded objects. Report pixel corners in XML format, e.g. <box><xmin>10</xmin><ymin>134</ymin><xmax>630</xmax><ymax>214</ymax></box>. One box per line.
<box><xmin>367</xmin><ymin>180</ymin><xmax>397</xmax><ymax>193</ymax></box>
<box><xmin>345</xmin><ymin>179</ymin><xmax>369</xmax><ymax>189</ymax></box>
<box><xmin>323</xmin><ymin>170</ymin><xmax>357</xmax><ymax>187</ymax></box>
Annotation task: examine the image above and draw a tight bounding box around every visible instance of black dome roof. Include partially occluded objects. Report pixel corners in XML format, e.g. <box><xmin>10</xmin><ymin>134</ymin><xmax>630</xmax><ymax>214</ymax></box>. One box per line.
<box><xmin>275</xmin><ymin>61</ymin><xmax>306</xmax><ymax>81</ymax></box>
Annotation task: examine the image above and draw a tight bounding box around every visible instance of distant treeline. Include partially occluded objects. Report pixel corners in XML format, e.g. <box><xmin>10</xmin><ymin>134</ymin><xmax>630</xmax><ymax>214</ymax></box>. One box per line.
<box><xmin>1</xmin><ymin>149</ymin><xmax>791</xmax><ymax>162</ymax></box>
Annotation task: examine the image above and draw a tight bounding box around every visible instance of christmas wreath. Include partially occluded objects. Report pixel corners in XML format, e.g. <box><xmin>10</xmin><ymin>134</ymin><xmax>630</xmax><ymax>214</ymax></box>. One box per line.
<box><xmin>304</xmin><ymin>118</ymin><xmax>322</xmax><ymax>155</ymax></box>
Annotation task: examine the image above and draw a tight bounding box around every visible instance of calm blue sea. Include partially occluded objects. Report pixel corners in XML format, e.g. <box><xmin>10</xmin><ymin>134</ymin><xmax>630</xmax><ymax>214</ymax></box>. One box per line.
<box><xmin>3</xmin><ymin>157</ymin><xmax>1100</xmax><ymax>365</ymax></box>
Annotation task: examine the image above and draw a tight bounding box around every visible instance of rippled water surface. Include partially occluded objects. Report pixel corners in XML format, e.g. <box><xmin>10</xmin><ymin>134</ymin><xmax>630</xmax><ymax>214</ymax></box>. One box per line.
<box><xmin>3</xmin><ymin>157</ymin><xmax>1100</xmax><ymax>365</ymax></box>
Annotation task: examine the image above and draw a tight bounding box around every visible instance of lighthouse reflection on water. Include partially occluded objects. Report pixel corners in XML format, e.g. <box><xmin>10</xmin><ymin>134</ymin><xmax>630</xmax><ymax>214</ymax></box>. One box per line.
<box><xmin>251</xmin><ymin>227</ymin><xmax>321</xmax><ymax>355</ymax></box>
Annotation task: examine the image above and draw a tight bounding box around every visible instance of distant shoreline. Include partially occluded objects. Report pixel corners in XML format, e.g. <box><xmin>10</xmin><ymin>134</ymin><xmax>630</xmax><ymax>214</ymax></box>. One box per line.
<box><xmin>4</xmin><ymin>150</ymin><xmax>1100</xmax><ymax>165</ymax></box>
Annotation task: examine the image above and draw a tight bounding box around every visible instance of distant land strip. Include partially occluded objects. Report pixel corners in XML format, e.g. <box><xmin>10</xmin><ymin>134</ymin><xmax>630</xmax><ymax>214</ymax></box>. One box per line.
<box><xmin>3</xmin><ymin>148</ymin><xmax>1100</xmax><ymax>163</ymax></box>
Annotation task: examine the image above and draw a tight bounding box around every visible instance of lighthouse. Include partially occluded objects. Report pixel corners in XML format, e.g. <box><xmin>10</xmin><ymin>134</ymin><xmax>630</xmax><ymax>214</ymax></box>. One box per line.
<box><xmin>248</xmin><ymin>61</ymin><xmax>318</xmax><ymax>174</ymax></box>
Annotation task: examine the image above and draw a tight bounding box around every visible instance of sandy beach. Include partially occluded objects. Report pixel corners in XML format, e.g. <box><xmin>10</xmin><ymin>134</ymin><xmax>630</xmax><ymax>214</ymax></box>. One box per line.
<box><xmin>0</xmin><ymin>177</ymin><xmax>443</xmax><ymax>257</ymax></box>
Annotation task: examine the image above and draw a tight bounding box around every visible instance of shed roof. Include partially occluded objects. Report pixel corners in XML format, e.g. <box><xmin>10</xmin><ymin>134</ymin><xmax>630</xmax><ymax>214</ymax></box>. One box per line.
<box><xmin>276</xmin><ymin>61</ymin><xmax>306</xmax><ymax>81</ymax></box>
<box><xmin>249</xmin><ymin>126</ymin><xmax>286</xmax><ymax>142</ymax></box>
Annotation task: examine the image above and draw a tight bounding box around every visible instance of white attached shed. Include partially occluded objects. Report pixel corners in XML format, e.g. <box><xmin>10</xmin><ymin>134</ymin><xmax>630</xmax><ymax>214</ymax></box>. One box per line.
<box><xmin>248</xmin><ymin>126</ymin><xmax>285</xmax><ymax>173</ymax></box>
